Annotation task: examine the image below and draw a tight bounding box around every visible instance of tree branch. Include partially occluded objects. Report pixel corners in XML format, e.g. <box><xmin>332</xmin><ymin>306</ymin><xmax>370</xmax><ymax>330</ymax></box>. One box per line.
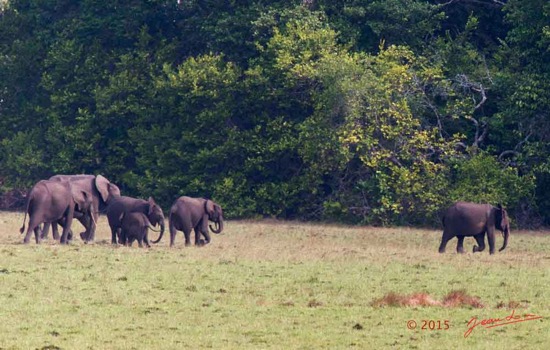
<box><xmin>498</xmin><ymin>131</ymin><xmax>532</xmax><ymax>164</ymax></box>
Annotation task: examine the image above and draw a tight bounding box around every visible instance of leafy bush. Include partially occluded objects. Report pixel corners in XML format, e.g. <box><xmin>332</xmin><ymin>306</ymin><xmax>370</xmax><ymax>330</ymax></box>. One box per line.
<box><xmin>447</xmin><ymin>151</ymin><xmax>535</xmax><ymax>221</ymax></box>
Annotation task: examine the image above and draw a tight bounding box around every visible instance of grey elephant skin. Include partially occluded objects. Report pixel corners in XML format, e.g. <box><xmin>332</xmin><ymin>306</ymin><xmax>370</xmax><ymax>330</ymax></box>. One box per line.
<box><xmin>105</xmin><ymin>196</ymin><xmax>165</xmax><ymax>245</ymax></box>
<box><xmin>119</xmin><ymin>212</ymin><xmax>158</xmax><ymax>247</ymax></box>
<box><xmin>154</xmin><ymin>196</ymin><xmax>224</xmax><ymax>247</ymax></box>
<box><xmin>439</xmin><ymin>201</ymin><xmax>510</xmax><ymax>255</ymax></box>
<box><xmin>42</xmin><ymin>174</ymin><xmax>121</xmax><ymax>242</ymax></box>
<box><xmin>20</xmin><ymin>180</ymin><xmax>93</xmax><ymax>244</ymax></box>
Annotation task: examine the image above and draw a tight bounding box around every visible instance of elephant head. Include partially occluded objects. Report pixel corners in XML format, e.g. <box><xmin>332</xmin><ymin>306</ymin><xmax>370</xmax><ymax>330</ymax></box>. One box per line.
<box><xmin>205</xmin><ymin>199</ymin><xmax>224</xmax><ymax>234</ymax></box>
<box><xmin>72</xmin><ymin>189</ymin><xmax>95</xmax><ymax>220</ymax></box>
<box><xmin>95</xmin><ymin>175</ymin><xmax>121</xmax><ymax>204</ymax></box>
<box><xmin>496</xmin><ymin>204</ymin><xmax>510</xmax><ymax>252</ymax></box>
<box><xmin>147</xmin><ymin>197</ymin><xmax>165</xmax><ymax>238</ymax></box>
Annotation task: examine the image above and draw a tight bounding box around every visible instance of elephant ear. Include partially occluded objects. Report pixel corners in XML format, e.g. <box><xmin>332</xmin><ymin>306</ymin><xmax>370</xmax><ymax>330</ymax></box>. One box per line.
<box><xmin>147</xmin><ymin>197</ymin><xmax>157</xmax><ymax>216</ymax></box>
<box><xmin>496</xmin><ymin>204</ymin><xmax>507</xmax><ymax>229</ymax></box>
<box><xmin>72</xmin><ymin>190</ymin><xmax>90</xmax><ymax>212</ymax></box>
<box><xmin>95</xmin><ymin>175</ymin><xmax>111</xmax><ymax>203</ymax></box>
<box><xmin>205</xmin><ymin>199</ymin><xmax>215</xmax><ymax>217</ymax></box>
<box><xmin>499</xmin><ymin>205</ymin><xmax>508</xmax><ymax>228</ymax></box>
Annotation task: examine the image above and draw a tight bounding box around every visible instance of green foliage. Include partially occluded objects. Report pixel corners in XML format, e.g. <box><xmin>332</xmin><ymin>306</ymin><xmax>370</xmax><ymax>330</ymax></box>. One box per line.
<box><xmin>0</xmin><ymin>0</ymin><xmax>548</xmax><ymax>226</ymax></box>
<box><xmin>448</xmin><ymin>151</ymin><xmax>535</xmax><ymax>211</ymax></box>
<box><xmin>309</xmin><ymin>45</ymin><xmax>459</xmax><ymax>225</ymax></box>
<box><xmin>0</xmin><ymin>131</ymin><xmax>49</xmax><ymax>188</ymax></box>
<box><xmin>314</xmin><ymin>0</ymin><xmax>443</xmax><ymax>52</ymax></box>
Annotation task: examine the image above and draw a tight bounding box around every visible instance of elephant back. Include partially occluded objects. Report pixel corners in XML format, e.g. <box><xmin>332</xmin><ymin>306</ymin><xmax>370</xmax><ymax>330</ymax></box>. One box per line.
<box><xmin>49</xmin><ymin>174</ymin><xmax>120</xmax><ymax>210</ymax></box>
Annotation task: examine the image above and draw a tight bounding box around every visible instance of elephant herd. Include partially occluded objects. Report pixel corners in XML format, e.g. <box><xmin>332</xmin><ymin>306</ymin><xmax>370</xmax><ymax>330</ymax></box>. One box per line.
<box><xmin>19</xmin><ymin>174</ymin><xmax>224</xmax><ymax>247</ymax></box>
<box><xmin>18</xmin><ymin>174</ymin><xmax>510</xmax><ymax>255</ymax></box>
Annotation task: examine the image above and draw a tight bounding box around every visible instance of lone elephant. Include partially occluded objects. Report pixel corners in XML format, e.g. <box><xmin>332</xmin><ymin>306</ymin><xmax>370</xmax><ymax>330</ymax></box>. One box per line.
<box><xmin>153</xmin><ymin>196</ymin><xmax>224</xmax><ymax>247</ymax></box>
<box><xmin>439</xmin><ymin>201</ymin><xmax>510</xmax><ymax>255</ymax></box>
<box><xmin>119</xmin><ymin>212</ymin><xmax>158</xmax><ymax>248</ymax></box>
<box><xmin>105</xmin><ymin>196</ymin><xmax>165</xmax><ymax>245</ymax></box>
<box><xmin>20</xmin><ymin>180</ymin><xmax>94</xmax><ymax>244</ymax></box>
<box><xmin>43</xmin><ymin>174</ymin><xmax>121</xmax><ymax>242</ymax></box>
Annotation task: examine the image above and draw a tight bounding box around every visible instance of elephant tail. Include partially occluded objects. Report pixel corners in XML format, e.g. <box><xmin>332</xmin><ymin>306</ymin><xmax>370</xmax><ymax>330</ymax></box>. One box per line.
<box><xmin>19</xmin><ymin>218</ymin><xmax>26</xmax><ymax>234</ymax></box>
<box><xmin>19</xmin><ymin>191</ymin><xmax>33</xmax><ymax>234</ymax></box>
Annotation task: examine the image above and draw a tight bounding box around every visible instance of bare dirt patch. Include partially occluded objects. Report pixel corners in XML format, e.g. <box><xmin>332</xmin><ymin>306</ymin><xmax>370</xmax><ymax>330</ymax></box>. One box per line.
<box><xmin>371</xmin><ymin>289</ymin><xmax>484</xmax><ymax>308</ymax></box>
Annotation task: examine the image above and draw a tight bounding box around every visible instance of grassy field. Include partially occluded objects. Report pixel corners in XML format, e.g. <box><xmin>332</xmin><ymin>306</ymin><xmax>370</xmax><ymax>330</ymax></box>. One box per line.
<box><xmin>0</xmin><ymin>211</ymin><xmax>548</xmax><ymax>349</ymax></box>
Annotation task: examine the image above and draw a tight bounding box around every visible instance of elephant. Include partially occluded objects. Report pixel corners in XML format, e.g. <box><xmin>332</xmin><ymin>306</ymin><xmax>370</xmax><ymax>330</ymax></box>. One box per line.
<box><xmin>153</xmin><ymin>196</ymin><xmax>224</xmax><ymax>247</ymax></box>
<box><xmin>105</xmin><ymin>196</ymin><xmax>165</xmax><ymax>245</ymax></box>
<box><xmin>118</xmin><ymin>211</ymin><xmax>159</xmax><ymax>247</ymax></box>
<box><xmin>42</xmin><ymin>174</ymin><xmax>121</xmax><ymax>242</ymax></box>
<box><xmin>19</xmin><ymin>180</ymin><xmax>94</xmax><ymax>244</ymax></box>
<box><xmin>438</xmin><ymin>201</ymin><xmax>510</xmax><ymax>255</ymax></box>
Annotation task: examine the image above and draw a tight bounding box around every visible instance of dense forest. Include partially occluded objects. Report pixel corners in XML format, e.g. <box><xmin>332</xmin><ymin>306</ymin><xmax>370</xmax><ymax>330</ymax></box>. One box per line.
<box><xmin>0</xmin><ymin>0</ymin><xmax>549</xmax><ymax>227</ymax></box>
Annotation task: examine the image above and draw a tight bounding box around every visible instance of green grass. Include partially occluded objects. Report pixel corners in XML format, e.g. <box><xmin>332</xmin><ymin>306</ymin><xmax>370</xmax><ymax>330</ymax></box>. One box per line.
<box><xmin>1</xmin><ymin>212</ymin><xmax>548</xmax><ymax>349</ymax></box>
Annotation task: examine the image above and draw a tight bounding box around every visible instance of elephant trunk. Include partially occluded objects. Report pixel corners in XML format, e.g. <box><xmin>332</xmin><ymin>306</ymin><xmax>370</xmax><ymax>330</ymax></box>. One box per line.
<box><xmin>499</xmin><ymin>226</ymin><xmax>509</xmax><ymax>252</ymax></box>
<box><xmin>209</xmin><ymin>217</ymin><xmax>224</xmax><ymax>234</ymax></box>
<box><xmin>152</xmin><ymin>221</ymin><xmax>165</xmax><ymax>243</ymax></box>
<box><xmin>158</xmin><ymin>220</ymin><xmax>165</xmax><ymax>236</ymax></box>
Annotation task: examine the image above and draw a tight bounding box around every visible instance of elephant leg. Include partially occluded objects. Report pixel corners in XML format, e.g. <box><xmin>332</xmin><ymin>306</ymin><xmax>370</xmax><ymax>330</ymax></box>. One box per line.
<box><xmin>487</xmin><ymin>228</ymin><xmax>496</xmax><ymax>255</ymax></box>
<box><xmin>110</xmin><ymin>226</ymin><xmax>119</xmax><ymax>245</ymax></box>
<box><xmin>438</xmin><ymin>231</ymin><xmax>452</xmax><ymax>253</ymax></box>
<box><xmin>143</xmin><ymin>229</ymin><xmax>151</xmax><ymax>248</ymax></box>
<box><xmin>33</xmin><ymin>226</ymin><xmax>42</xmax><ymax>244</ymax></box>
<box><xmin>81</xmin><ymin>211</ymin><xmax>97</xmax><ymax>242</ymax></box>
<box><xmin>41</xmin><ymin>222</ymin><xmax>51</xmax><ymax>239</ymax></box>
<box><xmin>53</xmin><ymin>221</ymin><xmax>73</xmax><ymax>241</ymax></box>
<box><xmin>194</xmin><ymin>227</ymin><xmax>203</xmax><ymax>246</ymax></box>
<box><xmin>54</xmin><ymin>218</ymin><xmax>75</xmax><ymax>241</ymax></box>
<box><xmin>118</xmin><ymin>229</ymin><xmax>126</xmax><ymax>246</ymax></box>
<box><xmin>84</xmin><ymin>212</ymin><xmax>97</xmax><ymax>242</ymax></box>
<box><xmin>456</xmin><ymin>236</ymin><xmax>465</xmax><ymax>254</ymax></box>
<box><xmin>473</xmin><ymin>233</ymin><xmax>485</xmax><ymax>253</ymax></box>
<box><xmin>51</xmin><ymin>221</ymin><xmax>60</xmax><ymax>240</ymax></box>
<box><xmin>77</xmin><ymin>214</ymin><xmax>89</xmax><ymax>241</ymax></box>
<box><xmin>23</xmin><ymin>226</ymin><xmax>33</xmax><ymax>244</ymax></box>
<box><xmin>202</xmin><ymin>230</ymin><xmax>211</xmax><ymax>245</ymax></box>
<box><xmin>183</xmin><ymin>228</ymin><xmax>192</xmax><ymax>246</ymax></box>
<box><xmin>169</xmin><ymin>225</ymin><xmax>177</xmax><ymax>247</ymax></box>
<box><xmin>60</xmin><ymin>208</ymin><xmax>74</xmax><ymax>245</ymax></box>
<box><xmin>52</xmin><ymin>222</ymin><xmax>60</xmax><ymax>241</ymax></box>
<box><xmin>198</xmin><ymin>218</ymin><xmax>210</xmax><ymax>245</ymax></box>
<box><xmin>24</xmin><ymin>216</ymin><xmax>42</xmax><ymax>244</ymax></box>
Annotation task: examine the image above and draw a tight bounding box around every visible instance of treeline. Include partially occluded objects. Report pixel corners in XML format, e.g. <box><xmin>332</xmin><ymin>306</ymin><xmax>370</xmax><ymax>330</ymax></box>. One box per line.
<box><xmin>0</xmin><ymin>0</ymin><xmax>548</xmax><ymax>227</ymax></box>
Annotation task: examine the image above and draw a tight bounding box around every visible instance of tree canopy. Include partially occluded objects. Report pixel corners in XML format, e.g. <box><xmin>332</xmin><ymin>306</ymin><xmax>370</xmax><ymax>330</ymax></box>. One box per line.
<box><xmin>1</xmin><ymin>0</ymin><xmax>548</xmax><ymax>227</ymax></box>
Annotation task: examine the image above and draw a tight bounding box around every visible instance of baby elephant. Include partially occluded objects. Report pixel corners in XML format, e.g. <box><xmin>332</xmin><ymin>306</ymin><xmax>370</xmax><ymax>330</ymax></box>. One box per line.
<box><xmin>119</xmin><ymin>212</ymin><xmax>158</xmax><ymax>248</ymax></box>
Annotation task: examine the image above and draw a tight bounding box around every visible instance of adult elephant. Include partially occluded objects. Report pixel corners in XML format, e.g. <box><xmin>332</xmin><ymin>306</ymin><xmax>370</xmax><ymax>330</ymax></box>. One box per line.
<box><xmin>42</xmin><ymin>174</ymin><xmax>121</xmax><ymax>242</ymax></box>
<box><xmin>438</xmin><ymin>201</ymin><xmax>510</xmax><ymax>255</ymax></box>
<box><xmin>105</xmin><ymin>196</ymin><xmax>165</xmax><ymax>245</ymax></box>
<box><xmin>20</xmin><ymin>180</ymin><xmax>94</xmax><ymax>244</ymax></box>
<box><xmin>153</xmin><ymin>196</ymin><xmax>224</xmax><ymax>247</ymax></box>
